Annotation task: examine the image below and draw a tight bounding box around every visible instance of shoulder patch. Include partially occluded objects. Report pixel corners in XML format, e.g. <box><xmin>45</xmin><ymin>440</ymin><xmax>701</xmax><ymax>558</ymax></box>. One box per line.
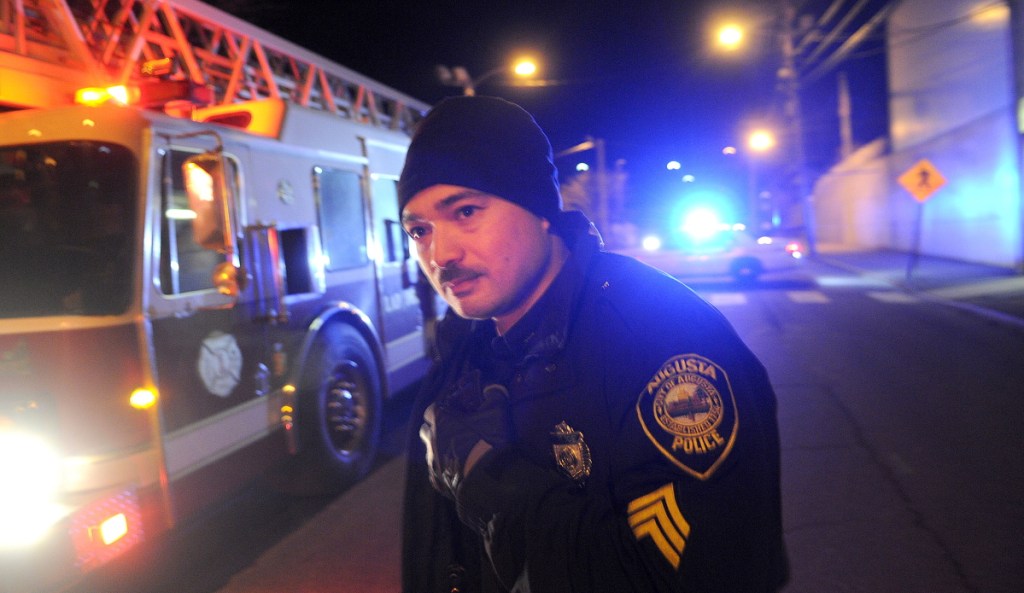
<box><xmin>635</xmin><ymin>354</ymin><xmax>738</xmax><ymax>480</ymax></box>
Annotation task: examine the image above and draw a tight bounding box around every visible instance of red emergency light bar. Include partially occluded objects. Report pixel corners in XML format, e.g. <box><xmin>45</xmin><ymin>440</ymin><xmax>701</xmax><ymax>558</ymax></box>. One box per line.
<box><xmin>75</xmin><ymin>80</ymin><xmax>214</xmax><ymax>110</ymax></box>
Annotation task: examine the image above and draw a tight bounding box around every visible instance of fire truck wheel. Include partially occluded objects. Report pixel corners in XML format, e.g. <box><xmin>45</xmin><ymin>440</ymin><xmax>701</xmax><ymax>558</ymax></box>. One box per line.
<box><xmin>298</xmin><ymin>323</ymin><xmax>382</xmax><ymax>494</ymax></box>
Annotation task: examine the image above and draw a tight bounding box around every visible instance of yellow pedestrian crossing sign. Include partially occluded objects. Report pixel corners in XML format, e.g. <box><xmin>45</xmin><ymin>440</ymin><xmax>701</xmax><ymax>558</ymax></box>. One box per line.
<box><xmin>898</xmin><ymin>159</ymin><xmax>946</xmax><ymax>202</ymax></box>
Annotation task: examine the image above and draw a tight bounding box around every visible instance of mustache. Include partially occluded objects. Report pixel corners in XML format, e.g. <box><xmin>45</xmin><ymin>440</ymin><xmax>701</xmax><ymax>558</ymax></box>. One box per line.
<box><xmin>437</xmin><ymin>266</ymin><xmax>480</xmax><ymax>284</ymax></box>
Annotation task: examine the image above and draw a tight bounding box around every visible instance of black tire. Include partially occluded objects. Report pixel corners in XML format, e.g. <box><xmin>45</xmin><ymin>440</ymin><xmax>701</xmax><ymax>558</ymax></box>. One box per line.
<box><xmin>296</xmin><ymin>323</ymin><xmax>382</xmax><ymax>494</ymax></box>
<box><xmin>730</xmin><ymin>258</ymin><xmax>763</xmax><ymax>283</ymax></box>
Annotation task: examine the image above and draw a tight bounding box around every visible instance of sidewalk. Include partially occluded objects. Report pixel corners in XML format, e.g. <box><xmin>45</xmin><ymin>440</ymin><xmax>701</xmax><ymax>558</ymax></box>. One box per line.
<box><xmin>814</xmin><ymin>245</ymin><xmax>1024</xmax><ymax>328</ymax></box>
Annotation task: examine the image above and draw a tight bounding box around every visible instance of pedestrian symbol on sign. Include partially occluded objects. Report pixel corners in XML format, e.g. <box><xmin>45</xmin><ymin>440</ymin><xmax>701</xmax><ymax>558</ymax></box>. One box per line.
<box><xmin>917</xmin><ymin>168</ymin><xmax>931</xmax><ymax>189</ymax></box>
<box><xmin>898</xmin><ymin>159</ymin><xmax>946</xmax><ymax>203</ymax></box>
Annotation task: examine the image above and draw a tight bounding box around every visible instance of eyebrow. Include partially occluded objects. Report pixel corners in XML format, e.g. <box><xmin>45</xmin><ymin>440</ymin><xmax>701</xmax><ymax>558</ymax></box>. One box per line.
<box><xmin>401</xmin><ymin>189</ymin><xmax>490</xmax><ymax>224</ymax></box>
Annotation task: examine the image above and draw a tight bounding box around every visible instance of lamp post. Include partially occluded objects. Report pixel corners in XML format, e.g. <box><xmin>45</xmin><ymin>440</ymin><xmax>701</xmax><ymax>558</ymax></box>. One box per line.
<box><xmin>745</xmin><ymin>129</ymin><xmax>777</xmax><ymax>231</ymax></box>
<box><xmin>436</xmin><ymin>58</ymin><xmax>538</xmax><ymax>96</ymax></box>
<box><xmin>779</xmin><ymin>0</ymin><xmax>816</xmax><ymax>255</ymax></box>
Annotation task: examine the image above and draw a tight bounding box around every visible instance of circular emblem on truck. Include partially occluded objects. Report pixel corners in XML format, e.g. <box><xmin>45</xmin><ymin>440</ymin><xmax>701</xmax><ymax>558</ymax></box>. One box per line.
<box><xmin>198</xmin><ymin>331</ymin><xmax>242</xmax><ymax>397</ymax></box>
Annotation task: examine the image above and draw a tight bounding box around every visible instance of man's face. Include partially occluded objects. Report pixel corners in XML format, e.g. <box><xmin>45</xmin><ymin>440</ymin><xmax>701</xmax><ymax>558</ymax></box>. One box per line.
<box><xmin>401</xmin><ymin>184</ymin><xmax>560</xmax><ymax>332</ymax></box>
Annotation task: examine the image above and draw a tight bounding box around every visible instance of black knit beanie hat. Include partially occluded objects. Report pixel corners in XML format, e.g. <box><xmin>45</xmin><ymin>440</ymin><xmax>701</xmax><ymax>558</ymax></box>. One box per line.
<box><xmin>397</xmin><ymin>96</ymin><xmax>562</xmax><ymax>220</ymax></box>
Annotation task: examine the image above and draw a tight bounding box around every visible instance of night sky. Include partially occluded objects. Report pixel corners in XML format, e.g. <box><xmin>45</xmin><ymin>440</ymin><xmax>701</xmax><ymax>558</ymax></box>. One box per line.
<box><xmin>206</xmin><ymin>0</ymin><xmax>890</xmax><ymax>233</ymax></box>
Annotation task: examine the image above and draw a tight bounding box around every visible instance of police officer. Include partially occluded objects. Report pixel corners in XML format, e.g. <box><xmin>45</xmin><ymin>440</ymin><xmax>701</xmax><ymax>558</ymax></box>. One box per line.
<box><xmin>398</xmin><ymin>96</ymin><xmax>788</xmax><ymax>593</ymax></box>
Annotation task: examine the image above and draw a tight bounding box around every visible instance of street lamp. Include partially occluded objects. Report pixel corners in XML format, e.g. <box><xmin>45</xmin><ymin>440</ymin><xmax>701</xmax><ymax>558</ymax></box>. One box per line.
<box><xmin>716</xmin><ymin>24</ymin><xmax>745</xmax><ymax>51</ymax></box>
<box><xmin>513</xmin><ymin>59</ymin><xmax>537</xmax><ymax>78</ymax></box>
<box><xmin>436</xmin><ymin>57</ymin><xmax>539</xmax><ymax>96</ymax></box>
<box><xmin>747</xmin><ymin>129</ymin><xmax>776</xmax><ymax>152</ymax></box>
<box><xmin>744</xmin><ymin>128</ymin><xmax>778</xmax><ymax>231</ymax></box>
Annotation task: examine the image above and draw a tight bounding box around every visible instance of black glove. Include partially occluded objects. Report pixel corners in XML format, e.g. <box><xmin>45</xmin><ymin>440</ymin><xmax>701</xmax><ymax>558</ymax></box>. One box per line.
<box><xmin>420</xmin><ymin>370</ymin><xmax>511</xmax><ymax>499</ymax></box>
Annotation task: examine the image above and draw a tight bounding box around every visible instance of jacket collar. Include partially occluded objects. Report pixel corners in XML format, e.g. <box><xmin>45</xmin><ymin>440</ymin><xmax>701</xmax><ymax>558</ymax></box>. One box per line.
<box><xmin>490</xmin><ymin>211</ymin><xmax>601</xmax><ymax>365</ymax></box>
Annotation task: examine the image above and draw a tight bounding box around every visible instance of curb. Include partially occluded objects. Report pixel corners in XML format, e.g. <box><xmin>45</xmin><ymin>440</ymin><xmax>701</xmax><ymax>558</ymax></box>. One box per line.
<box><xmin>815</xmin><ymin>256</ymin><xmax>1024</xmax><ymax>331</ymax></box>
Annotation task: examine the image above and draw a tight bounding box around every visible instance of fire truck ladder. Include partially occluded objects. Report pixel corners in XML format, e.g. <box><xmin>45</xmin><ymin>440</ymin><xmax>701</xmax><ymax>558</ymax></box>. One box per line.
<box><xmin>0</xmin><ymin>0</ymin><xmax>428</xmax><ymax>133</ymax></box>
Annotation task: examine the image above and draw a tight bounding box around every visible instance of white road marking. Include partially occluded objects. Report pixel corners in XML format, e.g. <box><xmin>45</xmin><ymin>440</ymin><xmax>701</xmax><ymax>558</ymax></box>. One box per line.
<box><xmin>702</xmin><ymin>288</ymin><xmax>938</xmax><ymax>307</ymax></box>
<box><xmin>706</xmin><ymin>293</ymin><xmax>747</xmax><ymax>306</ymax></box>
<box><xmin>815</xmin><ymin>275</ymin><xmax>893</xmax><ymax>288</ymax></box>
<box><xmin>867</xmin><ymin>291</ymin><xmax>920</xmax><ymax>303</ymax></box>
<box><xmin>787</xmin><ymin>290</ymin><xmax>831</xmax><ymax>303</ymax></box>
<box><xmin>706</xmin><ymin>290</ymin><xmax>833</xmax><ymax>306</ymax></box>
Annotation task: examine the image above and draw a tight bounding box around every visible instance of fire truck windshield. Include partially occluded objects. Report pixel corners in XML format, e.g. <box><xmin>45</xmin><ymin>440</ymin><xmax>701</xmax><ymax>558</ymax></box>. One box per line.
<box><xmin>0</xmin><ymin>142</ymin><xmax>136</xmax><ymax>318</ymax></box>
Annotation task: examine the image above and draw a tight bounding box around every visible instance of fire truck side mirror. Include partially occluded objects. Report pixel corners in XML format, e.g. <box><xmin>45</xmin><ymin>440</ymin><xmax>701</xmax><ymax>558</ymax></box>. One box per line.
<box><xmin>183</xmin><ymin>151</ymin><xmax>235</xmax><ymax>254</ymax></box>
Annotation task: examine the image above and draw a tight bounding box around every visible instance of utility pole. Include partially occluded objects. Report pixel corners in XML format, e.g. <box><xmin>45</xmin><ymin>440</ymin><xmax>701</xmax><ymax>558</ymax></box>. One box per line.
<box><xmin>780</xmin><ymin>0</ymin><xmax>817</xmax><ymax>255</ymax></box>
<box><xmin>837</xmin><ymin>71</ymin><xmax>854</xmax><ymax>160</ymax></box>
<box><xmin>593</xmin><ymin>136</ymin><xmax>608</xmax><ymax>236</ymax></box>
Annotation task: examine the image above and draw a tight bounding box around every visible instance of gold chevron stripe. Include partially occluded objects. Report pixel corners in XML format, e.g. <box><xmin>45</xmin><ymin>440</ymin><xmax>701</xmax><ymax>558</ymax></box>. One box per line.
<box><xmin>632</xmin><ymin>519</ymin><xmax>681</xmax><ymax>568</ymax></box>
<box><xmin>627</xmin><ymin>483</ymin><xmax>691</xmax><ymax>569</ymax></box>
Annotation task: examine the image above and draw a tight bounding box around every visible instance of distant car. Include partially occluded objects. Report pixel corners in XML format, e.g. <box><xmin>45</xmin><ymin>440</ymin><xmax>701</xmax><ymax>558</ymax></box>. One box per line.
<box><xmin>618</xmin><ymin>231</ymin><xmax>806</xmax><ymax>282</ymax></box>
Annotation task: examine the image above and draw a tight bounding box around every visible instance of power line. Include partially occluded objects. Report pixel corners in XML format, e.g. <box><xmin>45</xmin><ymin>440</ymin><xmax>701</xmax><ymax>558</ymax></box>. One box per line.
<box><xmin>803</xmin><ymin>2</ymin><xmax>895</xmax><ymax>82</ymax></box>
<box><xmin>802</xmin><ymin>0</ymin><xmax>875</xmax><ymax>66</ymax></box>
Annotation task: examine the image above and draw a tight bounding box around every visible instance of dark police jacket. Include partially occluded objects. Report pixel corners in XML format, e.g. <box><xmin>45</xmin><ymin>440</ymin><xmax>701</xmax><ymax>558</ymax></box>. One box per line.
<box><xmin>402</xmin><ymin>213</ymin><xmax>788</xmax><ymax>593</ymax></box>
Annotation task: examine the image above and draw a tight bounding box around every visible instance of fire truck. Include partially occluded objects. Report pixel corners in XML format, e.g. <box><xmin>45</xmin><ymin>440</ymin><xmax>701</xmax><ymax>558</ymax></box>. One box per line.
<box><xmin>0</xmin><ymin>1</ymin><xmax>436</xmax><ymax>591</ymax></box>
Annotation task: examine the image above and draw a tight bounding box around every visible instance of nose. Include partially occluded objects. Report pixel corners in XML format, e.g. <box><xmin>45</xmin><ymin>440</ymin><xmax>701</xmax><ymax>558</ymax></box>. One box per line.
<box><xmin>429</xmin><ymin>226</ymin><xmax>463</xmax><ymax>270</ymax></box>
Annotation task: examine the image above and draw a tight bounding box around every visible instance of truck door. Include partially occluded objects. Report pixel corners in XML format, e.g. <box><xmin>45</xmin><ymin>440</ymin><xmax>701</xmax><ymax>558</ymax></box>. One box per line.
<box><xmin>368</xmin><ymin>175</ymin><xmax>427</xmax><ymax>381</ymax></box>
<box><xmin>148</xmin><ymin>144</ymin><xmax>277</xmax><ymax>517</ymax></box>
<box><xmin>359</xmin><ymin>136</ymin><xmax>431</xmax><ymax>388</ymax></box>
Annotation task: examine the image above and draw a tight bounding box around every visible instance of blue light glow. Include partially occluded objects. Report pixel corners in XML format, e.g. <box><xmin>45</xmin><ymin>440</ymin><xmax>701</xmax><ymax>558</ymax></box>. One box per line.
<box><xmin>681</xmin><ymin>208</ymin><xmax>723</xmax><ymax>240</ymax></box>
<box><xmin>666</xmin><ymin>185</ymin><xmax>742</xmax><ymax>246</ymax></box>
<box><xmin>641</xmin><ymin>235</ymin><xmax>662</xmax><ymax>251</ymax></box>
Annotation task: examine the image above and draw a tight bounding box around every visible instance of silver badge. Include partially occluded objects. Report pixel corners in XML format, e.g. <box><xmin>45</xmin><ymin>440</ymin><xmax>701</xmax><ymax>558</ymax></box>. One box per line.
<box><xmin>551</xmin><ymin>421</ymin><xmax>592</xmax><ymax>484</ymax></box>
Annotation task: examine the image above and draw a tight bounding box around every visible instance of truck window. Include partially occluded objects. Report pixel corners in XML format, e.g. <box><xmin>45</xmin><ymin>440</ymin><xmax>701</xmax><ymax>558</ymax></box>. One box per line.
<box><xmin>159</xmin><ymin>149</ymin><xmax>240</xmax><ymax>295</ymax></box>
<box><xmin>0</xmin><ymin>142</ymin><xmax>136</xmax><ymax>317</ymax></box>
<box><xmin>372</xmin><ymin>177</ymin><xmax>406</xmax><ymax>264</ymax></box>
<box><xmin>314</xmin><ymin>167</ymin><xmax>368</xmax><ymax>270</ymax></box>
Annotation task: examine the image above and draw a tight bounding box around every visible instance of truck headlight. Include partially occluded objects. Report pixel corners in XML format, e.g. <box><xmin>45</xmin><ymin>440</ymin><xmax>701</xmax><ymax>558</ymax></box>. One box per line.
<box><xmin>0</xmin><ymin>430</ymin><xmax>63</xmax><ymax>548</ymax></box>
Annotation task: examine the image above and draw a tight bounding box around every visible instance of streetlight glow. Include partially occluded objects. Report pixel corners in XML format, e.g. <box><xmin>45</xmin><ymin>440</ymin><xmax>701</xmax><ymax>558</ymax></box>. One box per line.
<box><xmin>717</xmin><ymin>24</ymin><xmax>744</xmax><ymax>50</ymax></box>
<box><xmin>513</xmin><ymin>59</ymin><xmax>537</xmax><ymax>77</ymax></box>
<box><xmin>748</xmin><ymin>129</ymin><xmax>776</xmax><ymax>152</ymax></box>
